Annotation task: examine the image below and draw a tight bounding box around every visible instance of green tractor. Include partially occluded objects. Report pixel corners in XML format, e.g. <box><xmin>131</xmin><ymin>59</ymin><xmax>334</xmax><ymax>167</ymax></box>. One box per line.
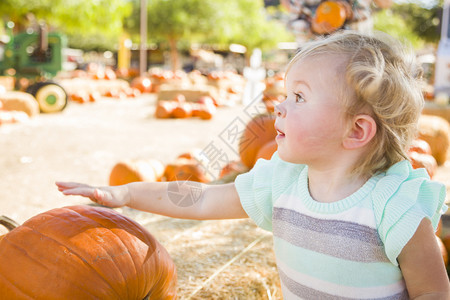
<box><xmin>0</xmin><ymin>21</ymin><xmax>68</xmax><ymax>113</ymax></box>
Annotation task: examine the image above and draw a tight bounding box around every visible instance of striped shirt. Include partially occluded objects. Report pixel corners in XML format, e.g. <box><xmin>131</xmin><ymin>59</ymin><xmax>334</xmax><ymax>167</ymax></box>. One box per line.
<box><xmin>235</xmin><ymin>152</ymin><xmax>447</xmax><ymax>299</ymax></box>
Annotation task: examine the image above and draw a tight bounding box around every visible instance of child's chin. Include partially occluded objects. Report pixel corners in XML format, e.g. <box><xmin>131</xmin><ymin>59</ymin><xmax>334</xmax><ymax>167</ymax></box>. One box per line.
<box><xmin>276</xmin><ymin>150</ymin><xmax>290</xmax><ymax>162</ymax></box>
<box><xmin>278</xmin><ymin>151</ymin><xmax>302</xmax><ymax>164</ymax></box>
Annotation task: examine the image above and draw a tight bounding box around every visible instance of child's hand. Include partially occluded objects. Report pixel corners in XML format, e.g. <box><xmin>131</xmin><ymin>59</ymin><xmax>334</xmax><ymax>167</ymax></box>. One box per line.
<box><xmin>55</xmin><ymin>182</ymin><xmax>130</xmax><ymax>208</ymax></box>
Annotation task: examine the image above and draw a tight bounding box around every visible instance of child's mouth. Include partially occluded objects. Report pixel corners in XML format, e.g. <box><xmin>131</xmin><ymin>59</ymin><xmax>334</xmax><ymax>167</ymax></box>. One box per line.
<box><xmin>276</xmin><ymin>129</ymin><xmax>285</xmax><ymax>139</ymax></box>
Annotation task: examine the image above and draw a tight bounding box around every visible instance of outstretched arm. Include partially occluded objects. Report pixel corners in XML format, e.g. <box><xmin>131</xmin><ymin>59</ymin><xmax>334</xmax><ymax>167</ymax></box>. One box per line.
<box><xmin>56</xmin><ymin>181</ymin><xmax>248</xmax><ymax>220</ymax></box>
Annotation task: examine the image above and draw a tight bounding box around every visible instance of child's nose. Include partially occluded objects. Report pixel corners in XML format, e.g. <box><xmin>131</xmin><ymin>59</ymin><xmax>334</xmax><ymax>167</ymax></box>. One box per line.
<box><xmin>274</xmin><ymin>102</ymin><xmax>285</xmax><ymax>117</ymax></box>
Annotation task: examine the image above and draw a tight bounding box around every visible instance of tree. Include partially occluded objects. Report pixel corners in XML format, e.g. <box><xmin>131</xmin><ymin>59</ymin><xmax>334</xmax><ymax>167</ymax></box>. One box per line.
<box><xmin>0</xmin><ymin>0</ymin><xmax>132</xmax><ymax>50</ymax></box>
<box><xmin>145</xmin><ymin>0</ymin><xmax>219</xmax><ymax>71</ymax></box>
<box><xmin>373</xmin><ymin>1</ymin><xmax>443</xmax><ymax>48</ymax></box>
<box><xmin>390</xmin><ymin>0</ymin><xmax>442</xmax><ymax>44</ymax></box>
<box><xmin>373</xmin><ymin>9</ymin><xmax>425</xmax><ymax>49</ymax></box>
<box><xmin>124</xmin><ymin>0</ymin><xmax>293</xmax><ymax>71</ymax></box>
<box><xmin>204</xmin><ymin>0</ymin><xmax>294</xmax><ymax>55</ymax></box>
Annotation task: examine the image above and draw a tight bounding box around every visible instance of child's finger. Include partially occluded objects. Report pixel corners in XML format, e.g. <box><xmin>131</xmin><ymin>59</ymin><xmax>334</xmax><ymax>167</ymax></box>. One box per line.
<box><xmin>55</xmin><ymin>181</ymin><xmax>76</xmax><ymax>187</ymax></box>
<box><xmin>93</xmin><ymin>189</ymin><xmax>105</xmax><ymax>200</ymax></box>
<box><xmin>61</xmin><ymin>187</ymin><xmax>95</xmax><ymax>199</ymax></box>
<box><xmin>93</xmin><ymin>189</ymin><xmax>109</xmax><ymax>205</ymax></box>
<box><xmin>55</xmin><ymin>181</ymin><xmax>90</xmax><ymax>189</ymax></box>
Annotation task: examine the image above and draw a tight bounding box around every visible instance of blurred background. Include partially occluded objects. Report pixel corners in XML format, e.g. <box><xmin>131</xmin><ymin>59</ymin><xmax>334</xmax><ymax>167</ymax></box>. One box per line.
<box><xmin>0</xmin><ymin>1</ymin><xmax>449</xmax><ymax>299</ymax></box>
<box><xmin>0</xmin><ymin>0</ymin><xmax>444</xmax><ymax>81</ymax></box>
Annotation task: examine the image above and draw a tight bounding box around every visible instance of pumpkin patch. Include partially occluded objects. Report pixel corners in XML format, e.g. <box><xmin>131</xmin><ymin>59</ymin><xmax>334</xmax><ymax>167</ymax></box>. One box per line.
<box><xmin>154</xmin><ymin>93</ymin><xmax>217</xmax><ymax>120</ymax></box>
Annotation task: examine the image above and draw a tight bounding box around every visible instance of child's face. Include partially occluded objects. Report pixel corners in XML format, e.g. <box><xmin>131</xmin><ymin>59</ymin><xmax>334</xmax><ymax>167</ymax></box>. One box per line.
<box><xmin>274</xmin><ymin>54</ymin><xmax>349</xmax><ymax>167</ymax></box>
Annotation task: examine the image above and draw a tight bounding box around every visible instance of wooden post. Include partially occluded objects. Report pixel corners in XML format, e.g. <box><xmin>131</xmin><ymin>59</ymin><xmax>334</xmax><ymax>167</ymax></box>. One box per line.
<box><xmin>140</xmin><ymin>0</ymin><xmax>148</xmax><ymax>76</ymax></box>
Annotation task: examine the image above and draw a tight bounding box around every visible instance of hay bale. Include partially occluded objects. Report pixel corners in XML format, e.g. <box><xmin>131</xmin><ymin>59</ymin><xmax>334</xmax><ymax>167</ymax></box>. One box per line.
<box><xmin>58</xmin><ymin>78</ymin><xmax>130</xmax><ymax>96</ymax></box>
<box><xmin>418</xmin><ymin>114</ymin><xmax>450</xmax><ymax>165</ymax></box>
<box><xmin>0</xmin><ymin>76</ymin><xmax>15</xmax><ymax>91</ymax></box>
<box><xmin>422</xmin><ymin>102</ymin><xmax>450</xmax><ymax>123</ymax></box>
<box><xmin>157</xmin><ymin>86</ymin><xmax>219</xmax><ymax>103</ymax></box>
<box><xmin>0</xmin><ymin>91</ymin><xmax>39</xmax><ymax>117</ymax></box>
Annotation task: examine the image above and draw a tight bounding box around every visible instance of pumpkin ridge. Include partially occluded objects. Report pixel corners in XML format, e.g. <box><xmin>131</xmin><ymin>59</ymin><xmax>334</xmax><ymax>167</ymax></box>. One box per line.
<box><xmin>94</xmin><ymin>226</ymin><xmax>145</xmax><ymax>299</ymax></box>
<box><xmin>22</xmin><ymin>215</ymin><xmax>125</xmax><ymax>299</ymax></box>
<box><xmin>66</xmin><ymin>206</ymin><xmax>154</xmax><ymax>298</ymax></box>
<box><xmin>78</xmin><ymin>207</ymin><xmax>159</xmax><ymax>297</ymax></box>
<box><xmin>2</xmin><ymin>232</ymin><xmax>50</xmax><ymax>270</ymax></box>
<box><xmin>92</xmin><ymin>232</ymin><xmax>135</xmax><ymax>299</ymax></box>
<box><xmin>86</xmin><ymin>208</ymin><xmax>176</xmax><ymax>298</ymax></box>
<box><xmin>92</xmin><ymin>207</ymin><xmax>153</xmax><ymax>242</ymax></box>
<box><xmin>146</xmin><ymin>263</ymin><xmax>176</xmax><ymax>300</ymax></box>
<box><xmin>0</xmin><ymin>226</ymin><xmax>111</xmax><ymax>299</ymax></box>
<box><xmin>51</xmin><ymin>208</ymin><xmax>136</xmax><ymax>298</ymax></box>
<box><xmin>71</xmin><ymin>206</ymin><xmax>153</xmax><ymax>245</ymax></box>
<box><xmin>0</xmin><ymin>260</ymin><xmax>35</xmax><ymax>299</ymax></box>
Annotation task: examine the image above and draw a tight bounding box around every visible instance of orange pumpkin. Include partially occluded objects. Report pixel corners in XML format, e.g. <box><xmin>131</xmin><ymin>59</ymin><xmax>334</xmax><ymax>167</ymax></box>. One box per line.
<box><xmin>0</xmin><ymin>205</ymin><xmax>177</xmax><ymax>299</ymax></box>
<box><xmin>155</xmin><ymin>101</ymin><xmax>176</xmax><ymax>119</ymax></box>
<box><xmin>176</xmin><ymin>152</ymin><xmax>195</xmax><ymax>160</ymax></box>
<box><xmin>124</xmin><ymin>87</ymin><xmax>141</xmax><ymax>98</ymax></box>
<box><xmin>262</xmin><ymin>94</ymin><xmax>284</xmax><ymax>114</ymax></box>
<box><xmin>312</xmin><ymin>1</ymin><xmax>348</xmax><ymax>34</ymax></box>
<box><xmin>219</xmin><ymin>160</ymin><xmax>248</xmax><ymax>179</ymax></box>
<box><xmin>172</xmin><ymin>102</ymin><xmax>193</xmax><ymax>119</ymax></box>
<box><xmin>164</xmin><ymin>158</ymin><xmax>211</xmax><ymax>183</ymax></box>
<box><xmin>89</xmin><ymin>91</ymin><xmax>102</xmax><ymax>102</ymax></box>
<box><xmin>196</xmin><ymin>96</ymin><xmax>217</xmax><ymax>120</ymax></box>
<box><xmin>442</xmin><ymin>234</ymin><xmax>450</xmax><ymax>260</ymax></box>
<box><xmin>104</xmin><ymin>68</ymin><xmax>117</xmax><ymax>80</ymax></box>
<box><xmin>70</xmin><ymin>91</ymin><xmax>89</xmax><ymax>103</ymax></box>
<box><xmin>198</xmin><ymin>103</ymin><xmax>216</xmax><ymax>120</ymax></box>
<box><xmin>255</xmin><ymin>139</ymin><xmax>278</xmax><ymax>161</ymax></box>
<box><xmin>239</xmin><ymin>114</ymin><xmax>277</xmax><ymax>168</ymax></box>
<box><xmin>131</xmin><ymin>76</ymin><xmax>152</xmax><ymax>94</ymax></box>
<box><xmin>409</xmin><ymin>139</ymin><xmax>432</xmax><ymax>155</ymax></box>
<box><xmin>191</xmin><ymin>103</ymin><xmax>202</xmax><ymax>117</ymax></box>
<box><xmin>408</xmin><ymin>151</ymin><xmax>437</xmax><ymax>178</ymax></box>
<box><xmin>436</xmin><ymin>236</ymin><xmax>448</xmax><ymax>266</ymax></box>
<box><xmin>436</xmin><ymin>219</ymin><xmax>443</xmax><ymax>237</ymax></box>
<box><xmin>109</xmin><ymin>159</ymin><xmax>165</xmax><ymax>186</ymax></box>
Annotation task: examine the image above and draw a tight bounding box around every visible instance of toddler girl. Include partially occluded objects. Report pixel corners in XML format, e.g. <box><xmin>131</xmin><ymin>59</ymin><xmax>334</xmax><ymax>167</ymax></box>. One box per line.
<box><xmin>57</xmin><ymin>31</ymin><xmax>449</xmax><ymax>299</ymax></box>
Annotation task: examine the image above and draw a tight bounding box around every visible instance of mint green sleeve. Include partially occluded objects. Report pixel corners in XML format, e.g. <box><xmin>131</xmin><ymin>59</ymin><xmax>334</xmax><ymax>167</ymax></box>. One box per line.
<box><xmin>373</xmin><ymin>160</ymin><xmax>448</xmax><ymax>265</ymax></box>
<box><xmin>235</xmin><ymin>154</ymin><xmax>278</xmax><ymax>231</ymax></box>
<box><xmin>235</xmin><ymin>152</ymin><xmax>303</xmax><ymax>231</ymax></box>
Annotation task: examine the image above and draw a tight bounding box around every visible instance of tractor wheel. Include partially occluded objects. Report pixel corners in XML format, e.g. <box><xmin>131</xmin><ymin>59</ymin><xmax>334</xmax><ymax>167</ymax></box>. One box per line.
<box><xmin>29</xmin><ymin>82</ymin><xmax>68</xmax><ymax>113</ymax></box>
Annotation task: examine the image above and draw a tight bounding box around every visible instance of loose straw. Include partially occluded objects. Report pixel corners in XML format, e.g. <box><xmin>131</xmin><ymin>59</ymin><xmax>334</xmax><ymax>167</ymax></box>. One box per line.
<box><xmin>186</xmin><ymin>234</ymin><xmax>268</xmax><ymax>299</ymax></box>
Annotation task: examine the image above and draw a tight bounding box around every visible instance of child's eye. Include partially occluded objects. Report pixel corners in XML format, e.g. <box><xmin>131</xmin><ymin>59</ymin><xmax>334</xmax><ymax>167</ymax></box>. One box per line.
<box><xmin>294</xmin><ymin>93</ymin><xmax>305</xmax><ymax>103</ymax></box>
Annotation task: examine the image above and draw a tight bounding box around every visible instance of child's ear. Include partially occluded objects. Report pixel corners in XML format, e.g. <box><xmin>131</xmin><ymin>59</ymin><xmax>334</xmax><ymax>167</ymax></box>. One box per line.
<box><xmin>343</xmin><ymin>114</ymin><xmax>377</xmax><ymax>150</ymax></box>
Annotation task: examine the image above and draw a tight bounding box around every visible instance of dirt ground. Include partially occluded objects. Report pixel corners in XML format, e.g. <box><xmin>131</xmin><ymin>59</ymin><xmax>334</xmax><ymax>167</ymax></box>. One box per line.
<box><xmin>0</xmin><ymin>93</ymin><xmax>250</xmax><ymax>223</ymax></box>
<box><xmin>0</xmin><ymin>93</ymin><xmax>284</xmax><ymax>299</ymax></box>
<box><xmin>1</xmin><ymin>93</ymin><xmax>449</xmax><ymax>298</ymax></box>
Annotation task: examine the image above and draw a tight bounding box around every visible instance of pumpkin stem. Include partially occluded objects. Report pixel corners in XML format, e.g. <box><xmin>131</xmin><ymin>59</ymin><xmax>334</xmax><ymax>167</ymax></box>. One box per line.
<box><xmin>0</xmin><ymin>215</ymin><xmax>20</xmax><ymax>231</ymax></box>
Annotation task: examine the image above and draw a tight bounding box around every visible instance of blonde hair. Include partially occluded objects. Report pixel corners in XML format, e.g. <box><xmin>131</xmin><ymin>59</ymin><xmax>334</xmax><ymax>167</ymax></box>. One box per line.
<box><xmin>287</xmin><ymin>31</ymin><xmax>424</xmax><ymax>177</ymax></box>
